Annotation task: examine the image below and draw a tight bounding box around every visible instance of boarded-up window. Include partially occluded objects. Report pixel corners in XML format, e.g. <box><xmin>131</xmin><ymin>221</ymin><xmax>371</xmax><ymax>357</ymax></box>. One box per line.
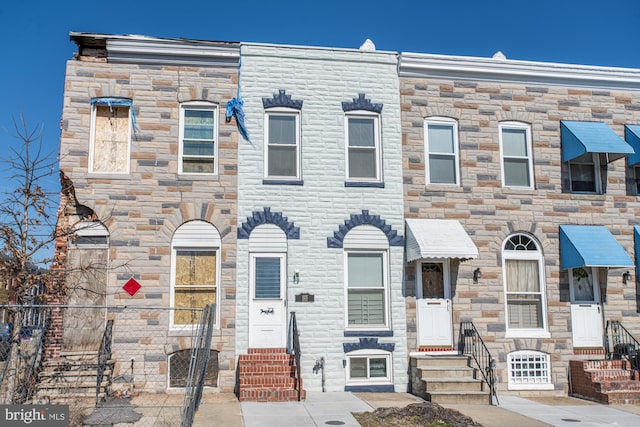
<box><xmin>169</xmin><ymin>349</ymin><xmax>218</xmax><ymax>388</ymax></box>
<box><xmin>174</xmin><ymin>250</ymin><xmax>217</xmax><ymax>325</ymax></box>
<box><xmin>91</xmin><ymin>105</ymin><xmax>130</xmax><ymax>173</ymax></box>
<box><xmin>171</xmin><ymin>221</ymin><xmax>221</xmax><ymax>328</ymax></box>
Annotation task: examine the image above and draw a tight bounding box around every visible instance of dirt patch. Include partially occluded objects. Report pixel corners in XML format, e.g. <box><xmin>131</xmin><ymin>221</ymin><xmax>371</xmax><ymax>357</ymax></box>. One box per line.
<box><xmin>353</xmin><ymin>402</ymin><xmax>484</xmax><ymax>427</ymax></box>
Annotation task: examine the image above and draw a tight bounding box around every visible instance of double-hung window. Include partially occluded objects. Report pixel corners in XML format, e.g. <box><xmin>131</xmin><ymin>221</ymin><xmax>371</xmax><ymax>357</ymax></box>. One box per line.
<box><xmin>346</xmin><ymin>252</ymin><xmax>387</xmax><ymax>327</ymax></box>
<box><xmin>264</xmin><ymin>110</ymin><xmax>300</xmax><ymax>180</ymax></box>
<box><xmin>179</xmin><ymin>102</ymin><xmax>217</xmax><ymax>174</ymax></box>
<box><xmin>90</xmin><ymin>102</ymin><xmax>131</xmax><ymax>174</ymax></box>
<box><xmin>500</xmin><ymin>122</ymin><xmax>534</xmax><ymax>188</ymax></box>
<box><xmin>346</xmin><ymin>113</ymin><xmax>381</xmax><ymax>181</ymax></box>
<box><xmin>425</xmin><ymin>118</ymin><xmax>459</xmax><ymax>185</ymax></box>
<box><xmin>568</xmin><ymin>152</ymin><xmax>601</xmax><ymax>193</ymax></box>
<box><xmin>502</xmin><ymin>234</ymin><xmax>548</xmax><ymax>337</ymax></box>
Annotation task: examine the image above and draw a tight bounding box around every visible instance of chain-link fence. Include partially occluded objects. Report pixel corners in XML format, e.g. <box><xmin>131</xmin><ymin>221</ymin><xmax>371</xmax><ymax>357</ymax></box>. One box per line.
<box><xmin>0</xmin><ymin>304</ymin><xmax>216</xmax><ymax>427</ymax></box>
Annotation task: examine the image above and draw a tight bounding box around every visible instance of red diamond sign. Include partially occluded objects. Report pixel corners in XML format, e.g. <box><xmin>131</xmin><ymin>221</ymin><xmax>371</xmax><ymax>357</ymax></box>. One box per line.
<box><xmin>123</xmin><ymin>278</ymin><xmax>142</xmax><ymax>296</ymax></box>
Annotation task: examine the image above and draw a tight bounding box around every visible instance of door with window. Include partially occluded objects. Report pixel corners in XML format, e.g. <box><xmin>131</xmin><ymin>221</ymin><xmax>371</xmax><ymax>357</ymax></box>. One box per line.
<box><xmin>249</xmin><ymin>254</ymin><xmax>287</xmax><ymax>348</ymax></box>
<box><xmin>569</xmin><ymin>267</ymin><xmax>603</xmax><ymax>348</ymax></box>
<box><xmin>417</xmin><ymin>261</ymin><xmax>452</xmax><ymax>347</ymax></box>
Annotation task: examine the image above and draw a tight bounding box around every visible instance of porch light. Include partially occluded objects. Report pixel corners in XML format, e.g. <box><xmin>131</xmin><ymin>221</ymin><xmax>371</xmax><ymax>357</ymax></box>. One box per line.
<box><xmin>622</xmin><ymin>270</ymin><xmax>632</xmax><ymax>285</ymax></box>
<box><xmin>473</xmin><ymin>268</ymin><xmax>482</xmax><ymax>283</ymax></box>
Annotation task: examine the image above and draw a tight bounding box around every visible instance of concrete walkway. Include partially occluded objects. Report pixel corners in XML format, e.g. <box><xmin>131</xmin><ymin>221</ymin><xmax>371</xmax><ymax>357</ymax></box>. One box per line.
<box><xmin>193</xmin><ymin>391</ymin><xmax>640</xmax><ymax>427</ymax></box>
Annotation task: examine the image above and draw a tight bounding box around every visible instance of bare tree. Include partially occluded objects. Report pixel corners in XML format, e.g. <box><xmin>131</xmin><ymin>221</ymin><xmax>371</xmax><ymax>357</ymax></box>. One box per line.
<box><xmin>0</xmin><ymin>116</ymin><xmax>58</xmax><ymax>403</ymax></box>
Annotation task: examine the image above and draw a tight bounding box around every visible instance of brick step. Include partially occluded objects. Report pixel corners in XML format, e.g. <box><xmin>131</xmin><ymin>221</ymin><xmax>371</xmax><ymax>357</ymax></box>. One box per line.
<box><xmin>586</xmin><ymin>369</ymin><xmax>637</xmax><ymax>380</ymax></box>
<box><xmin>247</xmin><ymin>348</ymin><xmax>288</xmax><ymax>354</ymax></box>
<box><xmin>239</xmin><ymin>376</ymin><xmax>300</xmax><ymax>388</ymax></box>
<box><xmin>238</xmin><ymin>365</ymin><xmax>296</xmax><ymax>375</ymax></box>
<box><xmin>419</xmin><ymin>367</ymin><xmax>477</xmax><ymax>379</ymax></box>
<box><xmin>238</xmin><ymin>355</ymin><xmax>295</xmax><ymax>364</ymax></box>
<box><xmin>422</xmin><ymin>378</ymin><xmax>485</xmax><ymax>392</ymax></box>
<box><xmin>426</xmin><ymin>390</ymin><xmax>489</xmax><ymax>405</ymax></box>
<box><xmin>238</xmin><ymin>387</ymin><xmax>306</xmax><ymax>402</ymax></box>
<box><xmin>413</xmin><ymin>356</ymin><xmax>470</xmax><ymax>369</ymax></box>
<box><xmin>595</xmin><ymin>380</ymin><xmax>640</xmax><ymax>392</ymax></box>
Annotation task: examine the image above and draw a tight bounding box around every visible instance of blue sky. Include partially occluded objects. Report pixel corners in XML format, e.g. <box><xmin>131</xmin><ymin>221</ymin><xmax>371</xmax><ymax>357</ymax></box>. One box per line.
<box><xmin>0</xmin><ymin>0</ymin><xmax>639</xmax><ymax>195</ymax></box>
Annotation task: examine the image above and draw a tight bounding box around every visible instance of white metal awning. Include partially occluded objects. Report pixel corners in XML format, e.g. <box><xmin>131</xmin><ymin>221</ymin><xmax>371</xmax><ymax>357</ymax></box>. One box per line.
<box><xmin>405</xmin><ymin>219</ymin><xmax>478</xmax><ymax>262</ymax></box>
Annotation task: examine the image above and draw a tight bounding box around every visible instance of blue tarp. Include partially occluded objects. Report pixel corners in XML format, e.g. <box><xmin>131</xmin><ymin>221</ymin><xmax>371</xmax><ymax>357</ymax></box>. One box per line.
<box><xmin>560</xmin><ymin>121</ymin><xmax>633</xmax><ymax>163</ymax></box>
<box><xmin>625</xmin><ymin>125</ymin><xmax>640</xmax><ymax>166</ymax></box>
<box><xmin>91</xmin><ymin>97</ymin><xmax>138</xmax><ymax>133</ymax></box>
<box><xmin>226</xmin><ymin>97</ymin><xmax>250</xmax><ymax>142</ymax></box>
<box><xmin>559</xmin><ymin>225</ymin><xmax>633</xmax><ymax>270</ymax></box>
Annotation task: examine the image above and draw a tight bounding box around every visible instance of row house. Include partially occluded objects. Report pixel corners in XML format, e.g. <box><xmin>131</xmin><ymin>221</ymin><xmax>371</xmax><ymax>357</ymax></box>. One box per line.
<box><xmin>399</xmin><ymin>52</ymin><xmax>640</xmax><ymax>395</ymax></box>
<box><xmin>53</xmin><ymin>32</ymin><xmax>640</xmax><ymax>401</ymax></box>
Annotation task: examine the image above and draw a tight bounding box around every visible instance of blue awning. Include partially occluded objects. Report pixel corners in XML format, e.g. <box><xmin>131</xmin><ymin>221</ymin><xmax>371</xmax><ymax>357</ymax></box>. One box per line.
<box><xmin>626</xmin><ymin>125</ymin><xmax>640</xmax><ymax>166</ymax></box>
<box><xmin>561</xmin><ymin>121</ymin><xmax>634</xmax><ymax>163</ymax></box>
<box><xmin>559</xmin><ymin>225</ymin><xmax>633</xmax><ymax>270</ymax></box>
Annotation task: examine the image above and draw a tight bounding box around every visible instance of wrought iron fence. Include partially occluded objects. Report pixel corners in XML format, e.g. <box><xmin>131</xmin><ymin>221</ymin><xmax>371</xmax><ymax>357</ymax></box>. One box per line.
<box><xmin>288</xmin><ymin>311</ymin><xmax>302</xmax><ymax>401</ymax></box>
<box><xmin>458</xmin><ymin>321</ymin><xmax>498</xmax><ymax>405</ymax></box>
<box><xmin>0</xmin><ymin>304</ymin><xmax>219</xmax><ymax>427</ymax></box>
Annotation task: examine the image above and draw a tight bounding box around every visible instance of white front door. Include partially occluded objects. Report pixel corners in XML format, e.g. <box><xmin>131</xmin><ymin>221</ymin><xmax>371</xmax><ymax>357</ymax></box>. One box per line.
<box><xmin>569</xmin><ymin>267</ymin><xmax>603</xmax><ymax>348</ymax></box>
<box><xmin>249</xmin><ymin>254</ymin><xmax>287</xmax><ymax>348</ymax></box>
<box><xmin>417</xmin><ymin>261</ymin><xmax>452</xmax><ymax>347</ymax></box>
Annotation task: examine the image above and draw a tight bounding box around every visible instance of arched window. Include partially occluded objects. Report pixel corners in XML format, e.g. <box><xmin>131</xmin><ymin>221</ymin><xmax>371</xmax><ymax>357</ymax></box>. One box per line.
<box><xmin>171</xmin><ymin>221</ymin><xmax>220</xmax><ymax>328</ymax></box>
<box><xmin>502</xmin><ymin>233</ymin><xmax>548</xmax><ymax>337</ymax></box>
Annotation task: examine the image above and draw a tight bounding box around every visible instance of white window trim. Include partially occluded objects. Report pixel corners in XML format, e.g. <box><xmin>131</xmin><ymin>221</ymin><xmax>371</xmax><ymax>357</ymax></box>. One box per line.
<box><xmin>568</xmin><ymin>152</ymin><xmax>602</xmax><ymax>194</ymax></box>
<box><xmin>507</xmin><ymin>350</ymin><xmax>553</xmax><ymax>390</ymax></box>
<box><xmin>502</xmin><ymin>234</ymin><xmax>550</xmax><ymax>338</ymax></box>
<box><xmin>169</xmin><ymin>236</ymin><xmax>221</xmax><ymax>330</ymax></box>
<box><xmin>424</xmin><ymin>117</ymin><xmax>460</xmax><ymax>186</ymax></box>
<box><xmin>568</xmin><ymin>267</ymin><xmax>601</xmax><ymax>304</ymax></box>
<box><xmin>263</xmin><ymin>107</ymin><xmax>301</xmax><ymax>180</ymax></box>
<box><xmin>179</xmin><ymin>101</ymin><xmax>218</xmax><ymax>175</ymax></box>
<box><xmin>344</xmin><ymin>249</ymin><xmax>390</xmax><ymax>331</ymax></box>
<box><xmin>89</xmin><ymin>103</ymin><xmax>131</xmax><ymax>174</ymax></box>
<box><xmin>249</xmin><ymin>252</ymin><xmax>287</xmax><ymax>300</ymax></box>
<box><xmin>344</xmin><ymin>111</ymin><xmax>382</xmax><ymax>182</ymax></box>
<box><xmin>345</xmin><ymin>349</ymin><xmax>393</xmax><ymax>386</ymax></box>
<box><xmin>499</xmin><ymin>121</ymin><xmax>534</xmax><ymax>189</ymax></box>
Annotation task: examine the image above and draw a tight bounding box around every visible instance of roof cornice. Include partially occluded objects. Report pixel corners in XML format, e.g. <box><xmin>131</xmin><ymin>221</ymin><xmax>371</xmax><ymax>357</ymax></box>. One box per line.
<box><xmin>70</xmin><ymin>32</ymin><xmax>240</xmax><ymax>67</ymax></box>
<box><xmin>399</xmin><ymin>52</ymin><xmax>640</xmax><ymax>90</ymax></box>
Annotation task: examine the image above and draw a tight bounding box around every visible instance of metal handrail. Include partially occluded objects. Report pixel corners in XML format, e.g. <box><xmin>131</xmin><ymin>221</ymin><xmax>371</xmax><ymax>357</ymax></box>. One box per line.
<box><xmin>96</xmin><ymin>319</ymin><xmax>113</xmax><ymax>405</ymax></box>
<box><xmin>288</xmin><ymin>312</ymin><xmax>302</xmax><ymax>401</ymax></box>
<box><xmin>458</xmin><ymin>321</ymin><xmax>498</xmax><ymax>405</ymax></box>
<box><xmin>606</xmin><ymin>320</ymin><xmax>640</xmax><ymax>371</ymax></box>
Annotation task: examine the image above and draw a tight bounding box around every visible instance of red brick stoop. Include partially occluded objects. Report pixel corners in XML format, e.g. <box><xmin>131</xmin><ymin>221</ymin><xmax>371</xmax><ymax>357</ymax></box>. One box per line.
<box><xmin>238</xmin><ymin>348</ymin><xmax>306</xmax><ymax>402</ymax></box>
<box><xmin>570</xmin><ymin>359</ymin><xmax>640</xmax><ymax>404</ymax></box>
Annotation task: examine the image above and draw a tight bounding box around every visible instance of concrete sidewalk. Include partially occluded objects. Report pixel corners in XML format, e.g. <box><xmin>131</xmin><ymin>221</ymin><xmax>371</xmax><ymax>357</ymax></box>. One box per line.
<box><xmin>193</xmin><ymin>391</ymin><xmax>640</xmax><ymax>427</ymax></box>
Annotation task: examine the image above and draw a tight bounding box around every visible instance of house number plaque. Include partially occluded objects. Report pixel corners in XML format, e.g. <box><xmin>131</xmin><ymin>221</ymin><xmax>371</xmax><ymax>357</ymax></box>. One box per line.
<box><xmin>295</xmin><ymin>293</ymin><xmax>315</xmax><ymax>302</ymax></box>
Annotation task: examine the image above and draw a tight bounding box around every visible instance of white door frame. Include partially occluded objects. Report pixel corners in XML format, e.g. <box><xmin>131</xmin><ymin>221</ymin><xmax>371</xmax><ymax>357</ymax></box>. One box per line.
<box><xmin>248</xmin><ymin>253</ymin><xmax>287</xmax><ymax>348</ymax></box>
<box><xmin>416</xmin><ymin>259</ymin><xmax>453</xmax><ymax>347</ymax></box>
<box><xmin>569</xmin><ymin>267</ymin><xmax>603</xmax><ymax>348</ymax></box>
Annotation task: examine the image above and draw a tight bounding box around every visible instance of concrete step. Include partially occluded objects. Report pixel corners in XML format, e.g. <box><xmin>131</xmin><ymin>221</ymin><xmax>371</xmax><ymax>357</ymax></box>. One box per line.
<box><xmin>423</xmin><ymin>378</ymin><xmax>485</xmax><ymax>392</ymax></box>
<box><xmin>426</xmin><ymin>390</ymin><xmax>489</xmax><ymax>405</ymax></box>
<box><xmin>413</xmin><ymin>355</ymin><xmax>470</xmax><ymax>369</ymax></box>
<box><xmin>419</xmin><ymin>367</ymin><xmax>477</xmax><ymax>379</ymax></box>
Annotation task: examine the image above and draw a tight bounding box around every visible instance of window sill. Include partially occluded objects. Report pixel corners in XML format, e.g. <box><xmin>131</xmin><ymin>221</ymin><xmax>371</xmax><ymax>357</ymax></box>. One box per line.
<box><xmin>505</xmin><ymin>330</ymin><xmax>550</xmax><ymax>339</ymax></box>
<box><xmin>178</xmin><ymin>173</ymin><xmax>220</xmax><ymax>181</ymax></box>
<box><xmin>425</xmin><ymin>184</ymin><xmax>463</xmax><ymax>192</ymax></box>
<box><xmin>88</xmin><ymin>172</ymin><xmax>131</xmax><ymax>180</ymax></box>
<box><xmin>262</xmin><ymin>179</ymin><xmax>304</xmax><ymax>186</ymax></box>
<box><xmin>569</xmin><ymin>193</ymin><xmax>606</xmax><ymax>201</ymax></box>
<box><xmin>499</xmin><ymin>186</ymin><xmax>536</xmax><ymax>194</ymax></box>
<box><xmin>508</xmin><ymin>383</ymin><xmax>554</xmax><ymax>391</ymax></box>
<box><xmin>344</xmin><ymin>330</ymin><xmax>393</xmax><ymax>337</ymax></box>
<box><xmin>344</xmin><ymin>181</ymin><xmax>384</xmax><ymax>188</ymax></box>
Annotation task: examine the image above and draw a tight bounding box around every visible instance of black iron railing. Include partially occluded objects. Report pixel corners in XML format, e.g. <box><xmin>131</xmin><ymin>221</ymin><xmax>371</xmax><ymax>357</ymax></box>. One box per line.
<box><xmin>458</xmin><ymin>321</ymin><xmax>498</xmax><ymax>405</ymax></box>
<box><xmin>288</xmin><ymin>312</ymin><xmax>302</xmax><ymax>401</ymax></box>
<box><xmin>96</xmin><ymin>319</ymin><xmax>113</xmax><ymax>405</ymax></box>
<box><xmin>606</xmin><ymin>320</ymin><xmax>640</xmax><ymax>371</ymax></box>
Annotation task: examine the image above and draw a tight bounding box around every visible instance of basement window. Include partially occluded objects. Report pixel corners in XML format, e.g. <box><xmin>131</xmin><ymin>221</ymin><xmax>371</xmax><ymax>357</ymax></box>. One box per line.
<box><xmin>168</xmin><ymin>349</ymin><xmax>219</xmax><ymax>388</ymax></box>
<box><xmin>345</xmin><ymin>349</ymin><xmax>392</xmax><ymax>386</ymax></box>
<box><xmin>507</xmin><ymin>350</ymin><xmax>553</xmax><ymax>390</ymax></box>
